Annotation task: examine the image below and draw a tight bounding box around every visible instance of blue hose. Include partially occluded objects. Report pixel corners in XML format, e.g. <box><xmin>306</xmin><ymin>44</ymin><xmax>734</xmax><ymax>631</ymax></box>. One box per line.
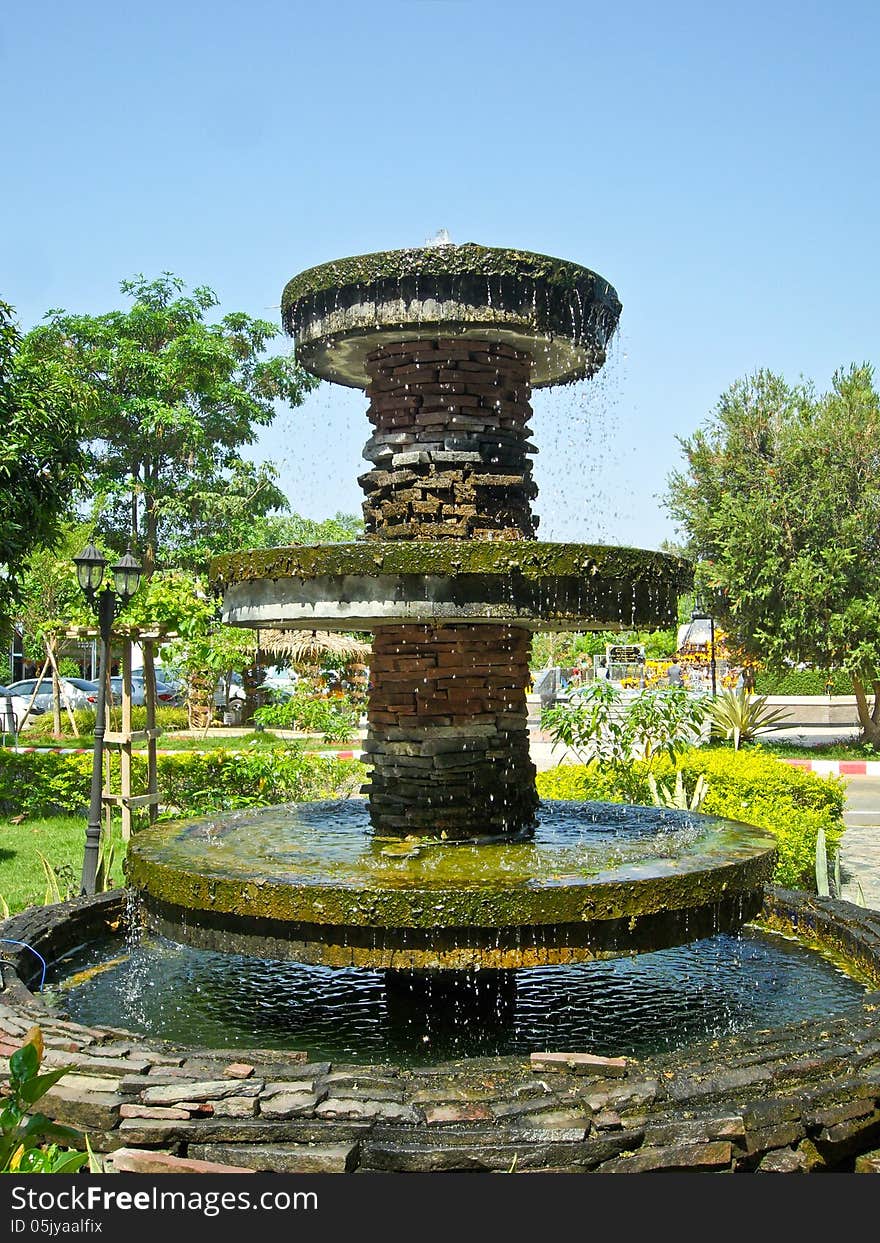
<box><xmin>0</xmin><ymin>938</ymin><xmax>47</xmax><ymax>991</ymax></box>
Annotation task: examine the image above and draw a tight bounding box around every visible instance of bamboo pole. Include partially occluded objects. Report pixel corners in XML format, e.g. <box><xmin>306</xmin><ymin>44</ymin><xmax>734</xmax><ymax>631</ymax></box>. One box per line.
<box><xmin>119</xmin><ymin>638</ymin><xmax>133</xmax><ymax>841</ymax></box>
<box><xmin>22</xmin><ymin>657</ymin><xmax>51</xmax><ymax>725</ymax></box>
<box><xmin>142</xmin><ymin>639</ymin><xmax>159</xmax><ymax>825</ymax></box>
<box><xmin>44</xmin><ymin>639</ymin><xmax>79</xmax><ymax>737</ymax></box>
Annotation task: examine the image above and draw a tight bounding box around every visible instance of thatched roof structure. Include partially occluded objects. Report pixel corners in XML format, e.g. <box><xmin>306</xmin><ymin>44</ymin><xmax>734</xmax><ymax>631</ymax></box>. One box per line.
<box><xmin>257</xmin><ymin>629</ymin><xmax>371</xmax><ymax>668</ymax></box>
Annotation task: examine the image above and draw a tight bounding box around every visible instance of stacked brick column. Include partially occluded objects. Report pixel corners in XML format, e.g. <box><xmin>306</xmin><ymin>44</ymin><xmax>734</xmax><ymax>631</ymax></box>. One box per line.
<box><xmin>360</xmin><ymin>340</ymin><xmax>538</xmax><ymax>540</ymax></box>
<box><xmin>361</xmin><ymin>339</ymin><xmax>539</xmax><ymax>840</ymax></box>
<box><xmin>363</xmin><ymin>625</ymin><xmax>537</xmax><ymax>839</ymax></box>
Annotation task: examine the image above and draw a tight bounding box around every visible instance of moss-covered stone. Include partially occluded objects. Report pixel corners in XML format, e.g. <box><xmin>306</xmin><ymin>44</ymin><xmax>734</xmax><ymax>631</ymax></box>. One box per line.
<box><xmin>280</xmin><ymin>243</ymin><xmax>622</xmax><ymax>388</ymax></box>
<box><xmin>211</xmin><ymin>541</ymin><xmax>691</xmax><ymax>592</ymax></box>
<box><xmin>282</xmin><ymin>243</ymin><xmax>621</xmax><ymax>333</ymax></box>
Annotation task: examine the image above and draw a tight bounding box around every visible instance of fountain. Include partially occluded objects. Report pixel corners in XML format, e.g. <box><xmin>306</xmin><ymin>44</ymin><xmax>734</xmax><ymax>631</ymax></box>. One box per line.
<box><xmin>5</xmin><ymin>243</ymin><xmax>880</xmax><ymax>1174</ymax></box>
<box><xmin>124</xmin><ymin>242</ymin><xmax>778</xmax><ymax>969</ymax></box>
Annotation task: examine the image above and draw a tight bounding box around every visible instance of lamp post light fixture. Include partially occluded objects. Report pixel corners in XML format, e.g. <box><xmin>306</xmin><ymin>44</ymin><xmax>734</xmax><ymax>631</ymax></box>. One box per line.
<box><xmin>73</xmin><ymin>542</ymin><xmax>142</xmax><ymax>895</ymax></box>
<box><xmin>690</xmin><ymin>601</ymin><xmax>717</xmax><ymax>697</ymax></box>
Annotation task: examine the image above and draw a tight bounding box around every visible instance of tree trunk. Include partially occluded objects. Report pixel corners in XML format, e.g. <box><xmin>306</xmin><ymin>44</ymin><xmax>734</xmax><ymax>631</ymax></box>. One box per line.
<box><xmin>241</xmin><ymin>664</ymin><xmax>266</xmax><ymax>726</ymax></box>
<box><xmin>187</xmin><ymin>671</ymin><xmax>216</xmax><ymax>734</ymax></box>
<box><xmin>51</xmin><ymin>661</ymin><xmax>62</xmax><ymax>739</ymax></box>
<box><xmin>852</xmin><ymin>677</ymin><xmax>880</xmax><ymax>746</ymax></box>
<box><xmin>143</xmin><ymin>463</ymin><xmax>158</xmax><ymax>577</ymax></box>
<box><xmin>144</xmin><ymin>495</ymin><xmax>157</xmax><ymax>578</ymax></box>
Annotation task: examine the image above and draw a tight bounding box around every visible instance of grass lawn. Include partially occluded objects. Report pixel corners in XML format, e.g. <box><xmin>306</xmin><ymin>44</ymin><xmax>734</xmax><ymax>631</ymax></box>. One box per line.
<box><xmin>750</xmin><ymin>740</ymin><xmax>877</xmax><ymax>760</ymax></box>
<box><xmin>11</xmin><ymin>730</ymin><xmax>361</xmax><ymax>753</ymax></box>
<box><xmin>0</xmin><ymin>815</ymin><xmax>126</xmax><ymax>916</ymax></box>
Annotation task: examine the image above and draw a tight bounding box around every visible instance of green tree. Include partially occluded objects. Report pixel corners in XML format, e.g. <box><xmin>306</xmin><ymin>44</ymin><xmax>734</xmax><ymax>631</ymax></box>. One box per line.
<box><xmin>124</xmin><ymin>569</ymin><xmax>258</xmax><ymax>728</ymax></box>
<box><xmin>15</xmin><ymin>522</ymin><xmax>93</xmax><ymax>663</ymax></box>
<box><xmin>0</xmin><ymin>301</ymin><xmax>85</xmax><ymax>625</ymax></box>
<box><xmin>666</xmin><ymin>364</ymin><xmax>880</xmax><ymax>744</ymax></box>
<box><xmin>21</xmin><ymin>274</ymin><xmax>318</xmax><ymax>573</ymax></box>
<box><xmin>248</xmin><ymin>510</ymin><xmax>364</xmax><ymax>547</ymax></box>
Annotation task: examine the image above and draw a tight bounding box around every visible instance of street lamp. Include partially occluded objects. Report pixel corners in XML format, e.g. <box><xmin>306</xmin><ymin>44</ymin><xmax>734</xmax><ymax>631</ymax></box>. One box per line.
<box><xmin>73</xmin><ymin>542</ymin><xmax>142</xmax><ymax>895</ymax></box>
<box><xmin>690</xmin><ymin>600</ymin><xmax>717</xmax><ymax>697</ymax></box>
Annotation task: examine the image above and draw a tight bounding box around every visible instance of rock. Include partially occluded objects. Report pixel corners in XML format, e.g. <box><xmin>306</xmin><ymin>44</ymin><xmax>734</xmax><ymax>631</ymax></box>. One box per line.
<box><xmin>223</xmin><ymin>1062</ymin><xmax>255</xmax><ymax>1079</ymax></box>
<box><xmin>189</xmin><ymin>1143</ymin><xmax>359</xmax><ymax>1174</ymax></box>
<box><xmin>262</xmin><ymin>1080</ymin><xmax>316</xmax><ymax>1098</ymax></box>
<box><xmin>315</xmin><ymin>1085</ymin><xmax>403</xmax><ymax>1103</ymax></box>
<box><xmin>41</xmin><ymin>1078</ymin><xmax>121</xmax><ymax>1131</ymax></box>
<box><xmin>668</xmin><ymin>1065</ymin><xmax>774</xmax><ymax>1102</ymax></box>
<box><xmin>119</xmin><ymin>1104</ymin><xmax>192</xmax><ymax>1121</ymax></box>
<box><xmin>744</xmin><ymin>1121</ymin><xmax>806</xmax><ymax>1157</ymax></box>
<box><xmin>209</xmin><ymin>1096</ymin><xmax>257</xmax><ymax>1118</ymax></box>
<box><xmin>86</xmin><ymin>1043</ymin><xmax>133</xmax><ymax>1058</ymax></box>
<box><xmin>583</xmin><ymin>1080</ymin><xmax>658</xmax><ymax>1113</ymax></box>
<box><xmin>530</xmin><ymin>1052</ymin><xmax>627</xmax><ymax>1077</ymax></box>
<box><xmin>140</xmin><ymin>1079</ymin><xmax>263</xmax><ymax>1105</ymax></box>
<box><xmin>814</xmin><ymin>1107</ymin><xmax>880</xmax><ymax>1162</ymax></box>
<box><xmin>43</xmin><ymin>1050</ymin><xmax>152</xmax><ymax>1076</ymax></box>
<box><xmin>260</xmin><ymin>1093</ymin><xmax>322</xmax><ymax>1119</ymax></box>
<box><xmin>643</xmin><ymin>1116</ymin><xmax>744</xmax><ymax>1146</ymax></box>
<box><xmin>796</xmin><ymin>1139</ymin><xmax>828</xmax><ymax>1171</ymax></box>
<box><xmin>423</xmin><ymin>1103</ymin><xmax>493</xmax><ymax>1125</ymax></box>
<box><xmin>316</xmin><ymin>1098</ymin><xmax>419</xmax><ymax>1123</ymax></box>
<box><xmin>757</xmin><ymin>1148</ymin><xmax>807</xmax><ymax>1173</ymax></box>
<box><xmin>109</xmin><ymin>1148</ymin><xmax>254</xmax><ymax>1175</ymax></box>
<box><xmin>598</xmin><ymin>1141</ymin><xmax>733</xmax><ymax>1173</ymax></box>
<box><xmin>805</xmin><ymin>1097</ymin><xmax>877</xmax><ymax>1129</ymax></box>
<box><xmin>855</xmin><ymin>1149</ymin><xmax>880</xmax><ymax>1173</ymax></box>
<box><xmin>517</xmin><ymin>1110</ymin><xmax>591</xmax><ymax>1132</ymax></box>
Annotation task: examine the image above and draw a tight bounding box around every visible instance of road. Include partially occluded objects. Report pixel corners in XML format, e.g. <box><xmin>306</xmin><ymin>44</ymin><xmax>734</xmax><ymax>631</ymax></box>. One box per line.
<box><xmin>839</xmin><ymin>775</ymin><xmax>880</xmax><ymax>910</ymax></box>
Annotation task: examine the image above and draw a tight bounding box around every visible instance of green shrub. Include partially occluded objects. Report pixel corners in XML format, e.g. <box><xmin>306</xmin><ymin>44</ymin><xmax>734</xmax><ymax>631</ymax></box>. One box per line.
<box><xmin>253</xmin><ymin>690</ymin><xmax>360</xmax><ymax>743</ymax></box>
<box><xmin>25</xmin><ymin>705</ymin><xmax>189</xmax><ymax>741</ymax></box>
<box><xmin>0</xmin><ymin>748</ymin><xmax>366</xmax><ymax>820</ymax></box>
<box><xmin>535</xmin><ymin>763</ymin><xmax>648</xmax><ymax>804</ymax></box>
<box><xmin>154</xmin><ymin>748</ymin><xmax>365</xmax><ymax>815</ymax></box>
<box><xmin>0</xmin><ymin>750</ymin><xmax>93</xmax><ymax>817</ymax></box>
<box><xmin>536</xmin><ymin>747</ymin><xmax>845</xmax><ymax>890</ymax></box>
<box><xmin>708</xmin><ymin>689</ymin><xmax>792</xmax><ymax>749</ymax></box>
<box><xmin>754</xmin><ymin>668</ymin><xmax>852</xmax><ymax>696</ymax></box>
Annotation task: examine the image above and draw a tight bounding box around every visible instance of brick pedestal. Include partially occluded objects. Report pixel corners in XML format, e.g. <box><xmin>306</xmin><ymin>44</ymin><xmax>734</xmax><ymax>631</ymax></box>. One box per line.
<box><xmin>360</xmin><ymin>339</ymin><xmax>537</xmax><ymax>540</ymax></box>
<box><xmin>363</xmin><ymin>624</ymin><xmax>538</xmax><ymax>839</ymax></box>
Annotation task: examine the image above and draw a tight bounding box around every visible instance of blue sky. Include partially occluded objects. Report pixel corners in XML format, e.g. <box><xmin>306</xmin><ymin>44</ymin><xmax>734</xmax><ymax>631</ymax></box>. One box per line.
<box><xmin>3</xmin><ymin>0</ymin><xmax>878</xmax><ymax>550</ymax></box>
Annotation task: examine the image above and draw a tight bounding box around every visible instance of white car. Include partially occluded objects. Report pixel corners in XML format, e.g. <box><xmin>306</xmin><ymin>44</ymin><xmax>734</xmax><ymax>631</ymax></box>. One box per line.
<box><xmin>5</xmin><ymin>677</ymin><xmax>100</xmax><ymax>713</ymax></box>
<box><xmin>0</xmin><ymin>684</ymin><xmax>45</xmax><ymax>731</ymax></box>
<box><xmin>109</xmin><ymin>674</ymin><xmax>182</xmax><ymax>707</ymax></box>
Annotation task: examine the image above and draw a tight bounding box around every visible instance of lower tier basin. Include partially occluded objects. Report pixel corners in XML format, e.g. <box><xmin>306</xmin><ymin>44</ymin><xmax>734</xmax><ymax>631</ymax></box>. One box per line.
<box><xmin>125</xmin><ymin>800</ymin><xmax>778</xmax><ymax>969</ymax></box>
<box><xmin>48</xmin><ymin>924</ymin><xmax>867</xmax><ymax>1067</ymax></box>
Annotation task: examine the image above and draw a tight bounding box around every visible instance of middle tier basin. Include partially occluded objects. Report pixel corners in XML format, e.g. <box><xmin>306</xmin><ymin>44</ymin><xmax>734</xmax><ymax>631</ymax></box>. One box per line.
<box><xmin>126</xmin><ymin>800</ymin><xmax>778</xmax><ymax>970</ymax></box>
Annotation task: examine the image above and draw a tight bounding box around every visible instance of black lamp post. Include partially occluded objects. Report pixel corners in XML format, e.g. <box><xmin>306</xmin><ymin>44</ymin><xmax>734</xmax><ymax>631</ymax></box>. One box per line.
<box><xmin>690</xmin><ymin>601</ymin><xmax>717</xmax><ymax>697</ymax></box>
<box><xmin>73</xmin><ymin>542</ymin><xmax>142</xmax><ymax>895</ymax></box>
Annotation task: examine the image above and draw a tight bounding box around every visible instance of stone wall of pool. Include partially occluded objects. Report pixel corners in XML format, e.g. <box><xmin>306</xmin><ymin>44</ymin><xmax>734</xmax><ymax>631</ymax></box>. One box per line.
<box><xmin>3</xmin><ymin>889</ymin><xmax>880</xmax><ymax>1173</ymax></box>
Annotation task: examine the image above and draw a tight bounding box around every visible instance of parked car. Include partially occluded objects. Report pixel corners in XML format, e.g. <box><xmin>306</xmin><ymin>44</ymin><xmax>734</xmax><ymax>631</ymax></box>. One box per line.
<box><xmin>109</xmin><ymin>673</ymin><xmax>183</xmax><ymax>707</ymax></box>
<box><xmin>6</xmin><ymin>676</ymin><xmax>101</xmax><ymax>713</ymax></box>
<box><xmin>0</xmin><ymin>685</ymin><xmax>45</xmax><ymax>731</ymax></box>
<box><xmin>214</xmin><ymin>672</ymin><xmax>246</xmax><ymax>708</ymax></box>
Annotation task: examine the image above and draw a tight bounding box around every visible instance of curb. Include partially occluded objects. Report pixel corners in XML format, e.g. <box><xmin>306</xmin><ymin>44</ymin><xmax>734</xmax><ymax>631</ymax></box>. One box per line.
<box><xmin>779</xmin><ymin>758</ymin><xmax>880</xmax><ymax>776</ymax></box>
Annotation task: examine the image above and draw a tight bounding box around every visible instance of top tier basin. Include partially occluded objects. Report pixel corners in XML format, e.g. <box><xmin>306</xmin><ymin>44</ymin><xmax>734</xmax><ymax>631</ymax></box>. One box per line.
<box><xmin>282</xmin><ymin>243</ymin><xmax>622</xmax><ymax>389</ymax></box>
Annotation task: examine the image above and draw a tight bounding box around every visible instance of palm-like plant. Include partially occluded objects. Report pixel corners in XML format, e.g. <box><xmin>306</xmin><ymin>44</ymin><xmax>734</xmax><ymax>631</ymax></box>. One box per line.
<box><xmin>708</xmin><ymin>688</ymin><xmax>791</xmax><ymax>750</ymax></box>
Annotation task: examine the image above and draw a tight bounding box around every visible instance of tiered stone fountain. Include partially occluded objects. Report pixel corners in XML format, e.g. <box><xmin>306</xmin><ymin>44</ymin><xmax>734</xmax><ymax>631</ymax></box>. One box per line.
<box><xmin>5</xmin><ymin>243</ymin><xmax>880</xmax><ymax>1175</ymax></box>
<box><xmin>125</xmin><ymin>242</ymin><xmax>778</xmax><ymax>969</ymax></box>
